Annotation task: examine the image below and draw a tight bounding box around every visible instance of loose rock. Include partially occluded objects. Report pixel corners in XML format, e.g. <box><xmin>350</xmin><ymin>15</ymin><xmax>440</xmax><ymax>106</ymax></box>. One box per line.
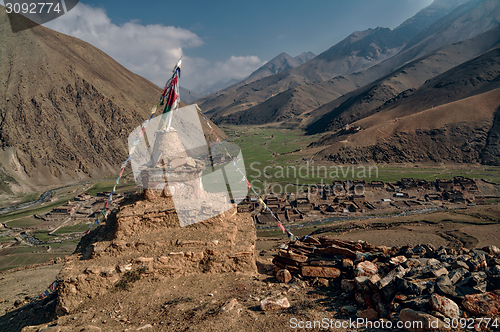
<box><xmin>276</xmin><ymin>269</ymin><xmax>292</xmax><ymax>284</ymax></box>
<box><xmin>260</xmin><ymin>297</ymin><xmax>290</xmax><ymax>311</ymax></box>
<box><xmin>462</xmin><ymin>290</ymin><xmax>500</xmax><ymax>316</ymax></box>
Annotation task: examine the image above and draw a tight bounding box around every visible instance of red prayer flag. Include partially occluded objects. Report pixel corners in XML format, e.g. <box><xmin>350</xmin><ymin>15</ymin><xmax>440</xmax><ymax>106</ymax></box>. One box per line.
<box><xmin>166</xmin><ymin>88</ymin><xmax>178</xmax><ymax>107</ymax></box>
<box><xmin>277</xmin><ymin>221</ymin><xmax>286</xmax><ymax>234</ymax></box>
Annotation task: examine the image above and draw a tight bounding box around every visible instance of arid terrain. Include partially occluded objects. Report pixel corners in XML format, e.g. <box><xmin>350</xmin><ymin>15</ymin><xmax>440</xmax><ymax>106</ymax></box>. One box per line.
<box><xmin>0</xmin><ymin>186</ymin><xmax>499</xmax><ymax>331</ymax></box>
<box><xmin>0</xmin><ymin>0</ymin><xmax>500</xmax><ymax>331</ymax></box>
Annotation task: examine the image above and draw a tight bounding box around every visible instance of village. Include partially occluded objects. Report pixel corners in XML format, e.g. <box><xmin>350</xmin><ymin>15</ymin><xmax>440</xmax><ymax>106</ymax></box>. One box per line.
<box><xmin>238</xmin><ymin>176</ymin><xmax>490</xmax><ymax>226</ymax></box>
<box><xmin>0</xmin><ymin>191</ymin><xmax>125</xmax><ymax>249</ymax></box>
<box><xmin>35</xmin><ymin>192</ymin><xmax>124</xmax><ymax>230</ymax></box>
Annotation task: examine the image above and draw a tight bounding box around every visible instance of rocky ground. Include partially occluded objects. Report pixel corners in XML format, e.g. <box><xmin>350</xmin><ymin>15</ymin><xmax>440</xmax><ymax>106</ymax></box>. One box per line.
<box><xmin>0</xmin><ymin>192</ymin><xmax>499</xmax><ymax>331</ymax></box>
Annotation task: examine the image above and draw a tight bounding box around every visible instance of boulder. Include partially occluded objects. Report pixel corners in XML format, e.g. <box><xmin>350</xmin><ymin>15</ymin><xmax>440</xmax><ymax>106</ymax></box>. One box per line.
<box><xmin>434</xmin><ymin>275</ymin><xmax>457</xmax><ymax>298</ymax></box>
<box><xmin>397</xmin><ymin>278</ymin><xmax>431</xmax><ymax>296</ymax></box>
<box><xmin>403</xmin><ymin>295</ymin><xmax>431</xmax><ymax>312</ymax></box>
<box><xmin>455</xmin><ymin>273</ymin><xmax>487</xmax><ymax>297</ymax></box>
<box><xmin>354</xmin><ymin>261</ymin><xmax>378</xmax><ymax>277</ymax></box>
<box><xmin>341</xmin><ymin>279</ymin><xmax>355</xmax><ymax>293</ymax></box>
<box><xmin>429</xmin><ymin>293</ymin><xmax>460</xmax><ymax>319</ymax></box>
<box><xmin>390</xmin><ymin>256</ymin><xmax>407</xmax><ymax>265</ymax></box>
<box><xmin>462</xmin><ymin>290</ymin><xmax>500</xmax><ymax>316</ymax></box>
<box><xmin>317</xmin><ymin>278</ymin><xmax>329</xmax><ymax>287</ymax></box>
<box><xmin>342</xmin><ymin>258</ymin><xmax>354</xmax><ymax>268</ymax></box>
<box><xmin>487</xmin><ymin>265</ymin><xmax>500</xmax><ymax>275</ymax></box>
<box><xmin>354</xmin><ymin>276</ymin><xmax>369</xmax><ymax>290</ymax></box>
<box><xmin>358</xmin><ymin>308</ymin><xmax>378</xmax><ymax>321</ymax></box>
<box><xmin>374</xmin><ymin>266</ymin><xmax>406</xmax><ymax>290</ymax></box>
<box><xmin>448</xmin><ymin>268</ymin><xmax>467</xmax><ymax>284</ymax></box>
<box><xmin>276</xmin><ymin>269</ymin><xmax>292</xmax><ymax>284</ymax></box>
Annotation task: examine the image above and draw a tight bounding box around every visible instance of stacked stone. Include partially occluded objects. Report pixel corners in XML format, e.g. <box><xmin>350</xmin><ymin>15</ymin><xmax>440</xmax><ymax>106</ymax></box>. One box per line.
<box><xmin>273</xmin><ymin>236</ymin><xmax>500</xmax><ymax>329</ymax></box>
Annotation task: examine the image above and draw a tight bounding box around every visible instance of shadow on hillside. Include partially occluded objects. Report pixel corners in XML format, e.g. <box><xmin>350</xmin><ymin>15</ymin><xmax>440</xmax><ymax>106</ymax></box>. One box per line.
<box><xmin>0</xmin><ymin>292</ymin><xmax>57</xmax><ymax>332</ymax></box>
<box><xmin>72</xmin><ymin>210</ymin><xmax>117</xmax><ymax>260</ymax></box>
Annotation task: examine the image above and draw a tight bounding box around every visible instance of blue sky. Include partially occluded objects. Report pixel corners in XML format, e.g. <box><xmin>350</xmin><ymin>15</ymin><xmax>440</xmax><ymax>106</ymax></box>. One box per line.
<box><xmin>3</xmin><ymin>0</ymin><xmax>434</xmax><ymax>90</ymax></box>
<box><xmin>92</xmin><ymin>0</ymin><xmax>433</xmax><ymax>62</ymax></box>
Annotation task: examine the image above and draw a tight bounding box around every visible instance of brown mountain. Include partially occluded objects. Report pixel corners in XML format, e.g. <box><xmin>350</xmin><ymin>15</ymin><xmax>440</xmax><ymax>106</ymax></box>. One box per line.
<box><xmin>310</xmin><ymin>44</ymin><xmax>500</xmax><ymax>165</ymax></box>
<box><xmin>199</xmin><ymin>0</ymin><xmax>470</xmax><ymax>124</ymax></box>
<box><xmin>305</xmin><ymin>25</ymin><xmax>500</xmax><ymax>134</ymax></box>
<box><xmin>0</xmin><ymin>10</ymin><xmax>224</xmax><ymax>193</ymax></box>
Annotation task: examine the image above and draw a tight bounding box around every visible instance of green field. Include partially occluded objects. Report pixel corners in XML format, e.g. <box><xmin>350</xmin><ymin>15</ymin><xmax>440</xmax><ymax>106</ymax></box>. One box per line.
<box><xmin>48</xmin><ymin>240</ymin><xmax>80</xmax><ymax>251</ymax></box>
<box><xmin>33</xmin><ymin>231</ymin><xmax>56</xmax><ymax>242</ymax></box>
<box><xmin>5</xmin><ymin>216</ymin><xmax>43</xmax><ymax>228</ymax></box>
<box><xmin>86</xmin><ymin>177</ymin><xmax>137</xmax><ymax>196</ymax></box>
<box><xmin>52</xmin><ymin>223</ymin><xmax>91</xmax><ymax>235</ymax></box>
<box><xmin>0</xmin><ymin>240</ymin><xmax>78</xmax><ymax>271</ymax></box>
<box><xmin>0</xmin><ymin>252</ymin><xmax>62</xmax><ymax>271</ymax></box>
<box><xmin>0</xmin><ymin>240</ymin><xmax>80</xmax><ymax>271</ymax></box>
<box><xmin>0</xmin><ymin>199</ymin><xmax>68</xmax><ymax>224</ymax></box>
<box><xmin>224</xmin><ymin>125</ymin><xmax>500</xmax><ymax>191</ymax></box>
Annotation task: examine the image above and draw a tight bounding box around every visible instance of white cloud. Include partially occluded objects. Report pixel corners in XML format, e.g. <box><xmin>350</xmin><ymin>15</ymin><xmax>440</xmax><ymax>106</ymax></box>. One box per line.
<box><xmin>41</xmin><ymin>3</ymin><xmax>265</xmax><ymax>91</ymax></box>
<box><xmin>43</xmin><ymin>3</ymin><xmax>201</xmax><ymax>88</ymax></box>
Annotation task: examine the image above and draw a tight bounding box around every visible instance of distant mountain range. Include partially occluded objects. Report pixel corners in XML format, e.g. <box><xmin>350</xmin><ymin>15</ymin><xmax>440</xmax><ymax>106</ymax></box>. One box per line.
<box><xmin>241</xmin><ymin>52</ymin><xmax>316</xmax><ymax>86</ymax></box>
<box><xmin>192</xmin><ymin>78</ymin><xmax>241</xmax><ymax>98</ymax></box>
<box><xmin>179</xmin><ymin>86</ymin><xmax>203</xmax><ymax>104</ymax></box>
<box><xmin>198</xmin><ymin>0</ymin><xmax>500</xmax><ymax>165</ymax></box>
<box><xmin>305</xmin><ymin>25</ymin><xmax>500</xmax><ymax>135</ymax></box>
<box><xmin>189</xmin><ymin>51</ymin><xmax>316</xmax><ymax>98</ymax></box>
<box><xmin>197</xmin><ymin>0</ymin><xmax>473</xmax><ymax>120</ymax></box>
<box><xmin>199</xmin><ymin>0</ymin><xmax>494</xmax><ymax>124</ymax></box>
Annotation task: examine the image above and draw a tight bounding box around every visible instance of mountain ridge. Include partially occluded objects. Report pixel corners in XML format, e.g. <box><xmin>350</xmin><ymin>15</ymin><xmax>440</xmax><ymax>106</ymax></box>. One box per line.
<box><xmin>310</xmin><ymin>44</ymin><xmax>500</xmax><ymax>165</ymax></box>
<box><xmin>206</xmin><ymin>0</ymin><xmax>500</xmax><ymax>127</ymax></box>
<box><xmin>198</xmin><ymin>0</ymin><xmax>470</xmax><ymax>121</ymax></box>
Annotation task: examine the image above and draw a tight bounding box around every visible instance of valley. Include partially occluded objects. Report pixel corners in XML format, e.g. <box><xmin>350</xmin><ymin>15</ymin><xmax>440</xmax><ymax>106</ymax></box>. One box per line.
<box><xmin>1</xmin><ymin>0</ymin><xmax>500</xmax><ymax>331</ymax></box>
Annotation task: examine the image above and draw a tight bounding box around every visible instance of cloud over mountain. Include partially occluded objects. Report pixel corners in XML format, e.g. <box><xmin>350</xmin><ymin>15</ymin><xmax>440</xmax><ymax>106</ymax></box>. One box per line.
<box><xmin>39</xmin><ymin>3</ymin><xmax>264</xmax><ymax>89</ymax></box>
